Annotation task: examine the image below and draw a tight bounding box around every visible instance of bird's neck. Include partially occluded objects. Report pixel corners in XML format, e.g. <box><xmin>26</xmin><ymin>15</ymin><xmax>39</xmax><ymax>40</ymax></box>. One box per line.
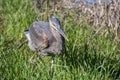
<box><xmin>51</xmin><ymin>28</ymin><xmax>61</xmax><ymax>41</ymax></box>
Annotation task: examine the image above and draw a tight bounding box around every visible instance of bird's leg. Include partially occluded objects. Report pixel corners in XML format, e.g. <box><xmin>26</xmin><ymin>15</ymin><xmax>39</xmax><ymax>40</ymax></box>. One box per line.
<box><xmin>50</xmin><ymin>56</ymin><xmax>55</xmax><ymax>77</ymax></box>
<box><xmin>51</xmin><ymin>57</ymin><xmax>54</xmax><ymax>71</ymax></box>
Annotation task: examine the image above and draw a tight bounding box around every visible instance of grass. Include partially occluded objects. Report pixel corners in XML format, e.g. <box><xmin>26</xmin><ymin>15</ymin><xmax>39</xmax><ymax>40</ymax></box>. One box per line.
<box><xmin>0</xmin><ymin>0</ymin><xmax>120</xmax><ymax>80</ymax></box>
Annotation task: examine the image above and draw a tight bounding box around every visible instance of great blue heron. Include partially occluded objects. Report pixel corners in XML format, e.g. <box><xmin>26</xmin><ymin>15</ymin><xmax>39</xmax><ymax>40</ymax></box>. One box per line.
<box><xmin>24</xmin><ymin>17</ymin><xmax>68</xmax><ymax>54</ymax></box>
<box><xmin>24</xmin><ymin>17</ymin><xmax>68</xmax><ymax>74</ymax></box>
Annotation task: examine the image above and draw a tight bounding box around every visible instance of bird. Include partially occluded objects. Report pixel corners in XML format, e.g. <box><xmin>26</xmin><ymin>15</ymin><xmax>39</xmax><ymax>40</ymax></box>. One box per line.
<box><xmin>24</xmin><ymin>16</ymin><xmax>68</xmax><ymax>74</ymax></box>
<box><xmin>24</xmin><ymin>16</ymin><xmax>68</xmax><ymax>55</ymax></box>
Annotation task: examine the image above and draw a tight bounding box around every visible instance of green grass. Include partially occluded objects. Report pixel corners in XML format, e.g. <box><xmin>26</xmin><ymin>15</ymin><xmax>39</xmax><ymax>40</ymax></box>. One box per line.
<box><xmin>0</xmin><ymin>0</ymin><xmax>120</xmax><ymax>80</ymax></box>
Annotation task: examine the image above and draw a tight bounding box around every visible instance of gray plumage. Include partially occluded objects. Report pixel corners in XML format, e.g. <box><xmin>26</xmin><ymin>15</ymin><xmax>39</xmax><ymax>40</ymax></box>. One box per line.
<box><xmin>24</xmin><ymin>17</ymin><xmax>68</xmax><ymax>55</ymax></box>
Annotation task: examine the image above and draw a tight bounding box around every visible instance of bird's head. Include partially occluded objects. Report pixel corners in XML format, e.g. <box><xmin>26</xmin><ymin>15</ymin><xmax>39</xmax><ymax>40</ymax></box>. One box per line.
<box><xmin>49</xmin><ymin>17</ymin><xmax>68</xmax><ymax>41</ymax></box>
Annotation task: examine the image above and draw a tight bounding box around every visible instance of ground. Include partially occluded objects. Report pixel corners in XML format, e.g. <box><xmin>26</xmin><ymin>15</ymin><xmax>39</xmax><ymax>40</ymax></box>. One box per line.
<box><xmin>0</xmin><ymin>0</ymin><xmax>120</xmax><ymax>80</ymax></box>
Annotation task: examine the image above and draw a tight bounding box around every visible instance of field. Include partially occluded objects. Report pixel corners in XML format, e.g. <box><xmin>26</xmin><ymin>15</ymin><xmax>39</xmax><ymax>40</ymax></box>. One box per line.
<box><xmin>0</xmin><ymin>0</ymin><xmax>120</xmax><ymax>80</ymax></box>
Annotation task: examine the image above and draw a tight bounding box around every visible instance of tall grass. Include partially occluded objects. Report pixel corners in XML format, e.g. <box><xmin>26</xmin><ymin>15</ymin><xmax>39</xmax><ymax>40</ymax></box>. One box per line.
<box><xmin>0</xmin><ymin>0</ymin><xmax>120</xmax><ymax>80</ymax></box>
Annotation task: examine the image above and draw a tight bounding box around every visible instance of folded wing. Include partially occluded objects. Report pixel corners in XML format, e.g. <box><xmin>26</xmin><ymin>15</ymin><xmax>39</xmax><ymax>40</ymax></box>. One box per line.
<box><xmin>29</xmin><ymin>21</ymin><xmax>49</xmax><ymax>51</ymax></box>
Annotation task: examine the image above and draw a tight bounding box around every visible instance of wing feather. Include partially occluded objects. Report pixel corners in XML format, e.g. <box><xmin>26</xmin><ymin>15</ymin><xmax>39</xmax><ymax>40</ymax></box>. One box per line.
<box><xmin>29</xmin><ymin>21</ymin><xmax>49</xmax><ymax>50</ymax></box>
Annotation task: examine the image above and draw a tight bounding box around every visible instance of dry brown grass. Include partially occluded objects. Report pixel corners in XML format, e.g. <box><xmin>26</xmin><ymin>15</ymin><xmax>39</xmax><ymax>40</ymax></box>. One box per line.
<box><xmin>34</xmin><ymin>0</ymin><xmax>120</xmax><ymax>41</ymax></box>
<box><xmin>58</xmin><ymin>0</ymin><xmax>120</xmax><ymax>41</ymax></box>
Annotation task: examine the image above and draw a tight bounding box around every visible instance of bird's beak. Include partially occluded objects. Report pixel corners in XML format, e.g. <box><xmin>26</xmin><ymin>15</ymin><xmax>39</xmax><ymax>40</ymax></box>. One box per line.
<box><xmin>55</xmin><ymin>25</ymin><xmax>68</xmax><ymax>41</ymax></box>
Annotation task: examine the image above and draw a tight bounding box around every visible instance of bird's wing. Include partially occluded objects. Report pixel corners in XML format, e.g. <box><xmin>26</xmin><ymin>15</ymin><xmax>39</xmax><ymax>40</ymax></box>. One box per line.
<box><xmin>29</xmin><ymin>21</ymin><xmax>50</xmax><ymax>50</ymax></box>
